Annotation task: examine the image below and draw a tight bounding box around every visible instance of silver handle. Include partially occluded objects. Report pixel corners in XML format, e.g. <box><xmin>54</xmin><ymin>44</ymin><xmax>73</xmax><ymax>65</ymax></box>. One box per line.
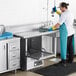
<box><xmin>12</xmin><ymin>64</ymin><xmax>17</xmax><ymax>66</ymax></box>
<box><xmin>4</xmin><ymin>45</ymin><xmax>5</xmax><ymax>50</ymax></box>
<box><xmin>12</xmin><ymin>55</ymin><xmax>16</xmax><ymax>57</ymax></box>
<box><xmin>6</xmin><ymin>43</ymin><xmax>8</xmax><ymax>70</ymax></box>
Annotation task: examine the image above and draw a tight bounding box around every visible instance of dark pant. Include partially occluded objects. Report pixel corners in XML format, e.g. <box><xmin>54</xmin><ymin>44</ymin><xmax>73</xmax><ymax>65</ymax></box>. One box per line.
<box><xmin>67</xmin><ymin>35</ymin><xmax>74</xmax><ymax>62</ymax></box>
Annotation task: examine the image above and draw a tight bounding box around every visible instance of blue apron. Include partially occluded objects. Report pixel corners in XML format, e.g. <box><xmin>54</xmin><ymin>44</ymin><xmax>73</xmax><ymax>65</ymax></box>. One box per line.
<box><xmin>59</xmin><ymin>23</ymin><xmax>75</xmax><ymax>60</ymax></box>
<box><xmin>59</xmin><ymin>23</ymin><xmax>68</xmax><ymax>60</ymax></box>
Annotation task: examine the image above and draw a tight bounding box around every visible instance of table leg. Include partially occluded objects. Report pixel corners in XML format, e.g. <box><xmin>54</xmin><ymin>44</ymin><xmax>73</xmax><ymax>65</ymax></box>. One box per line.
<box><xmin>54</xmin><ymin>37</ymin><xmax>57</xmax><ymax>57</ymax></box>
<box><xmin>25</xmin><ymin>38</ymin><xmax>28</xmax><ymax>56</ymax></box>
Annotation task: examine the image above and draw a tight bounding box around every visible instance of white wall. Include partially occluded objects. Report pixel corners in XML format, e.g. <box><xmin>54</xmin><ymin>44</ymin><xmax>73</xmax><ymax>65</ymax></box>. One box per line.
<box><xmin>0</xmin><ymin>0</ymin><xmax>76</xmax><ymax>27</ymax></box>
<box><xmin>69</xmin><ymin>0</ymin><xmax>76</xmax><ymax>19</ymax></box>
<box><xmin>0</xmin><ymin>0</ymin><xmax>48</xmax><ymax>26</ymax></box>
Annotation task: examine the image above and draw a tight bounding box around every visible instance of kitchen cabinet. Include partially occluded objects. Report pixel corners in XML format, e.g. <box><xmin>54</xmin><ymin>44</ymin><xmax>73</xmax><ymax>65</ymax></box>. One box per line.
<box><xmin>8</xmin><ymin>38</ymin><xmax>20</xmax><ymax>70</ymax></box>
<box><xmin>0</xmin><ymin>41</ymin><xmax>7</xmax><ymax>72</ymax></box>
<box><xmin>0</xmin><ymin>37</ymin><xmax>20</xmax><ymax>73</ymax></box>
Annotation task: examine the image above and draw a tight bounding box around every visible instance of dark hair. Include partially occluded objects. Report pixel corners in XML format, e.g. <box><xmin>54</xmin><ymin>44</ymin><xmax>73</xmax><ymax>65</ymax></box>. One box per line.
<box><xmin>60</xmin><ymin>2</ymin><xmax>69</xmax><ymax>9</ymax></box>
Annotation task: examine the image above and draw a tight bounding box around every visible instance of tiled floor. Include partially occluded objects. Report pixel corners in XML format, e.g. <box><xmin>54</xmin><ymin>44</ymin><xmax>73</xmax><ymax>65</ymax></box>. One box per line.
<box><xmin>1</xmin><ymin>57</ymin><xmax>76</xmax><ymax>76</ymax></box>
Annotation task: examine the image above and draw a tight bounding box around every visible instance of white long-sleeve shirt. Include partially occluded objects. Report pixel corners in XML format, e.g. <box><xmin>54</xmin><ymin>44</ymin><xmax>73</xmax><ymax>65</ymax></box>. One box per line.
<box><xmin>59</xmin><ymin>10</ymin><xmax>75</xmax><ymax>36</ymax></box>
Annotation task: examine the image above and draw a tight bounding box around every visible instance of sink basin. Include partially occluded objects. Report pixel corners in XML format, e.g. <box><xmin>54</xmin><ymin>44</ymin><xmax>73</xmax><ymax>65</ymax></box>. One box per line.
<box><xmin>39</xmin><ymin>27</ymin><xmax>49</xmax><ymax>32</ymax></box>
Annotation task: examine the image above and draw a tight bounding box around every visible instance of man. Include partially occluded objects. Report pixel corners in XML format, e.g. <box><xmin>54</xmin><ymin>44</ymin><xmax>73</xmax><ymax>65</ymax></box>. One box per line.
<box><xmin>52</xmin><ymin>2</ymin><xmax>75</xmax><ymax>66</ymax></box>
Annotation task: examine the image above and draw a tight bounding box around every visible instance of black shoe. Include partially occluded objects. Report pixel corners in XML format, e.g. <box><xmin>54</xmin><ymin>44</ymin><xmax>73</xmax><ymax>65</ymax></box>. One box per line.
<box><xmin>67</xmin><ymin>58</ymin><xmax>73</xmax><ymax>63</ymax></box>
<box><xmin>62</xmin><ymin>62</ymin><xmax>67</xmax><ymax>67</ymax></box>
<box><xmin>58</xmin><ymin>60</ymin><xmax>67</xmax><ymax>67</ymax></box>
<box><xmin>67</xmin><ymin>60</ymin><xmax>73</xmax><ymax>64</ymax></box>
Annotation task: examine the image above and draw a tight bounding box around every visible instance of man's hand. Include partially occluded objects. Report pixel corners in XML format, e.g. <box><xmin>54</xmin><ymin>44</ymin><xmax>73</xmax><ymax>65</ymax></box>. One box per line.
<box><xmin>56</xmin><ymin>11</ymin><xmax>61</xmax><ymax>15</ymax></box>
<box><xmin>55</xmin><ymin>23</ymin><xmax>60</xmax><ymax>28</ymax></box>
<box><xmin>52</xmin><ymin>23</ymin><xmax>60</xmax><ymax>30</ymax></box>
<box><xmin>52</xmin><ymin>6</ymin><xmax>61</xmax><ymax>15</ymax></box>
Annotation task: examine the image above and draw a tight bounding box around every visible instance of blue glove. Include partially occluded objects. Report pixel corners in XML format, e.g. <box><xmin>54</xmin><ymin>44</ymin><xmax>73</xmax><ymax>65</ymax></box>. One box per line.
<box><xmin>52</xmin><ymin>6</ymin><xmax>57</xmax><ymax>12</ymax></box>
<box><xmin>48</xmin><ymin>28</ymin><xmax>53</xmax><ymax>31</ymax></box>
